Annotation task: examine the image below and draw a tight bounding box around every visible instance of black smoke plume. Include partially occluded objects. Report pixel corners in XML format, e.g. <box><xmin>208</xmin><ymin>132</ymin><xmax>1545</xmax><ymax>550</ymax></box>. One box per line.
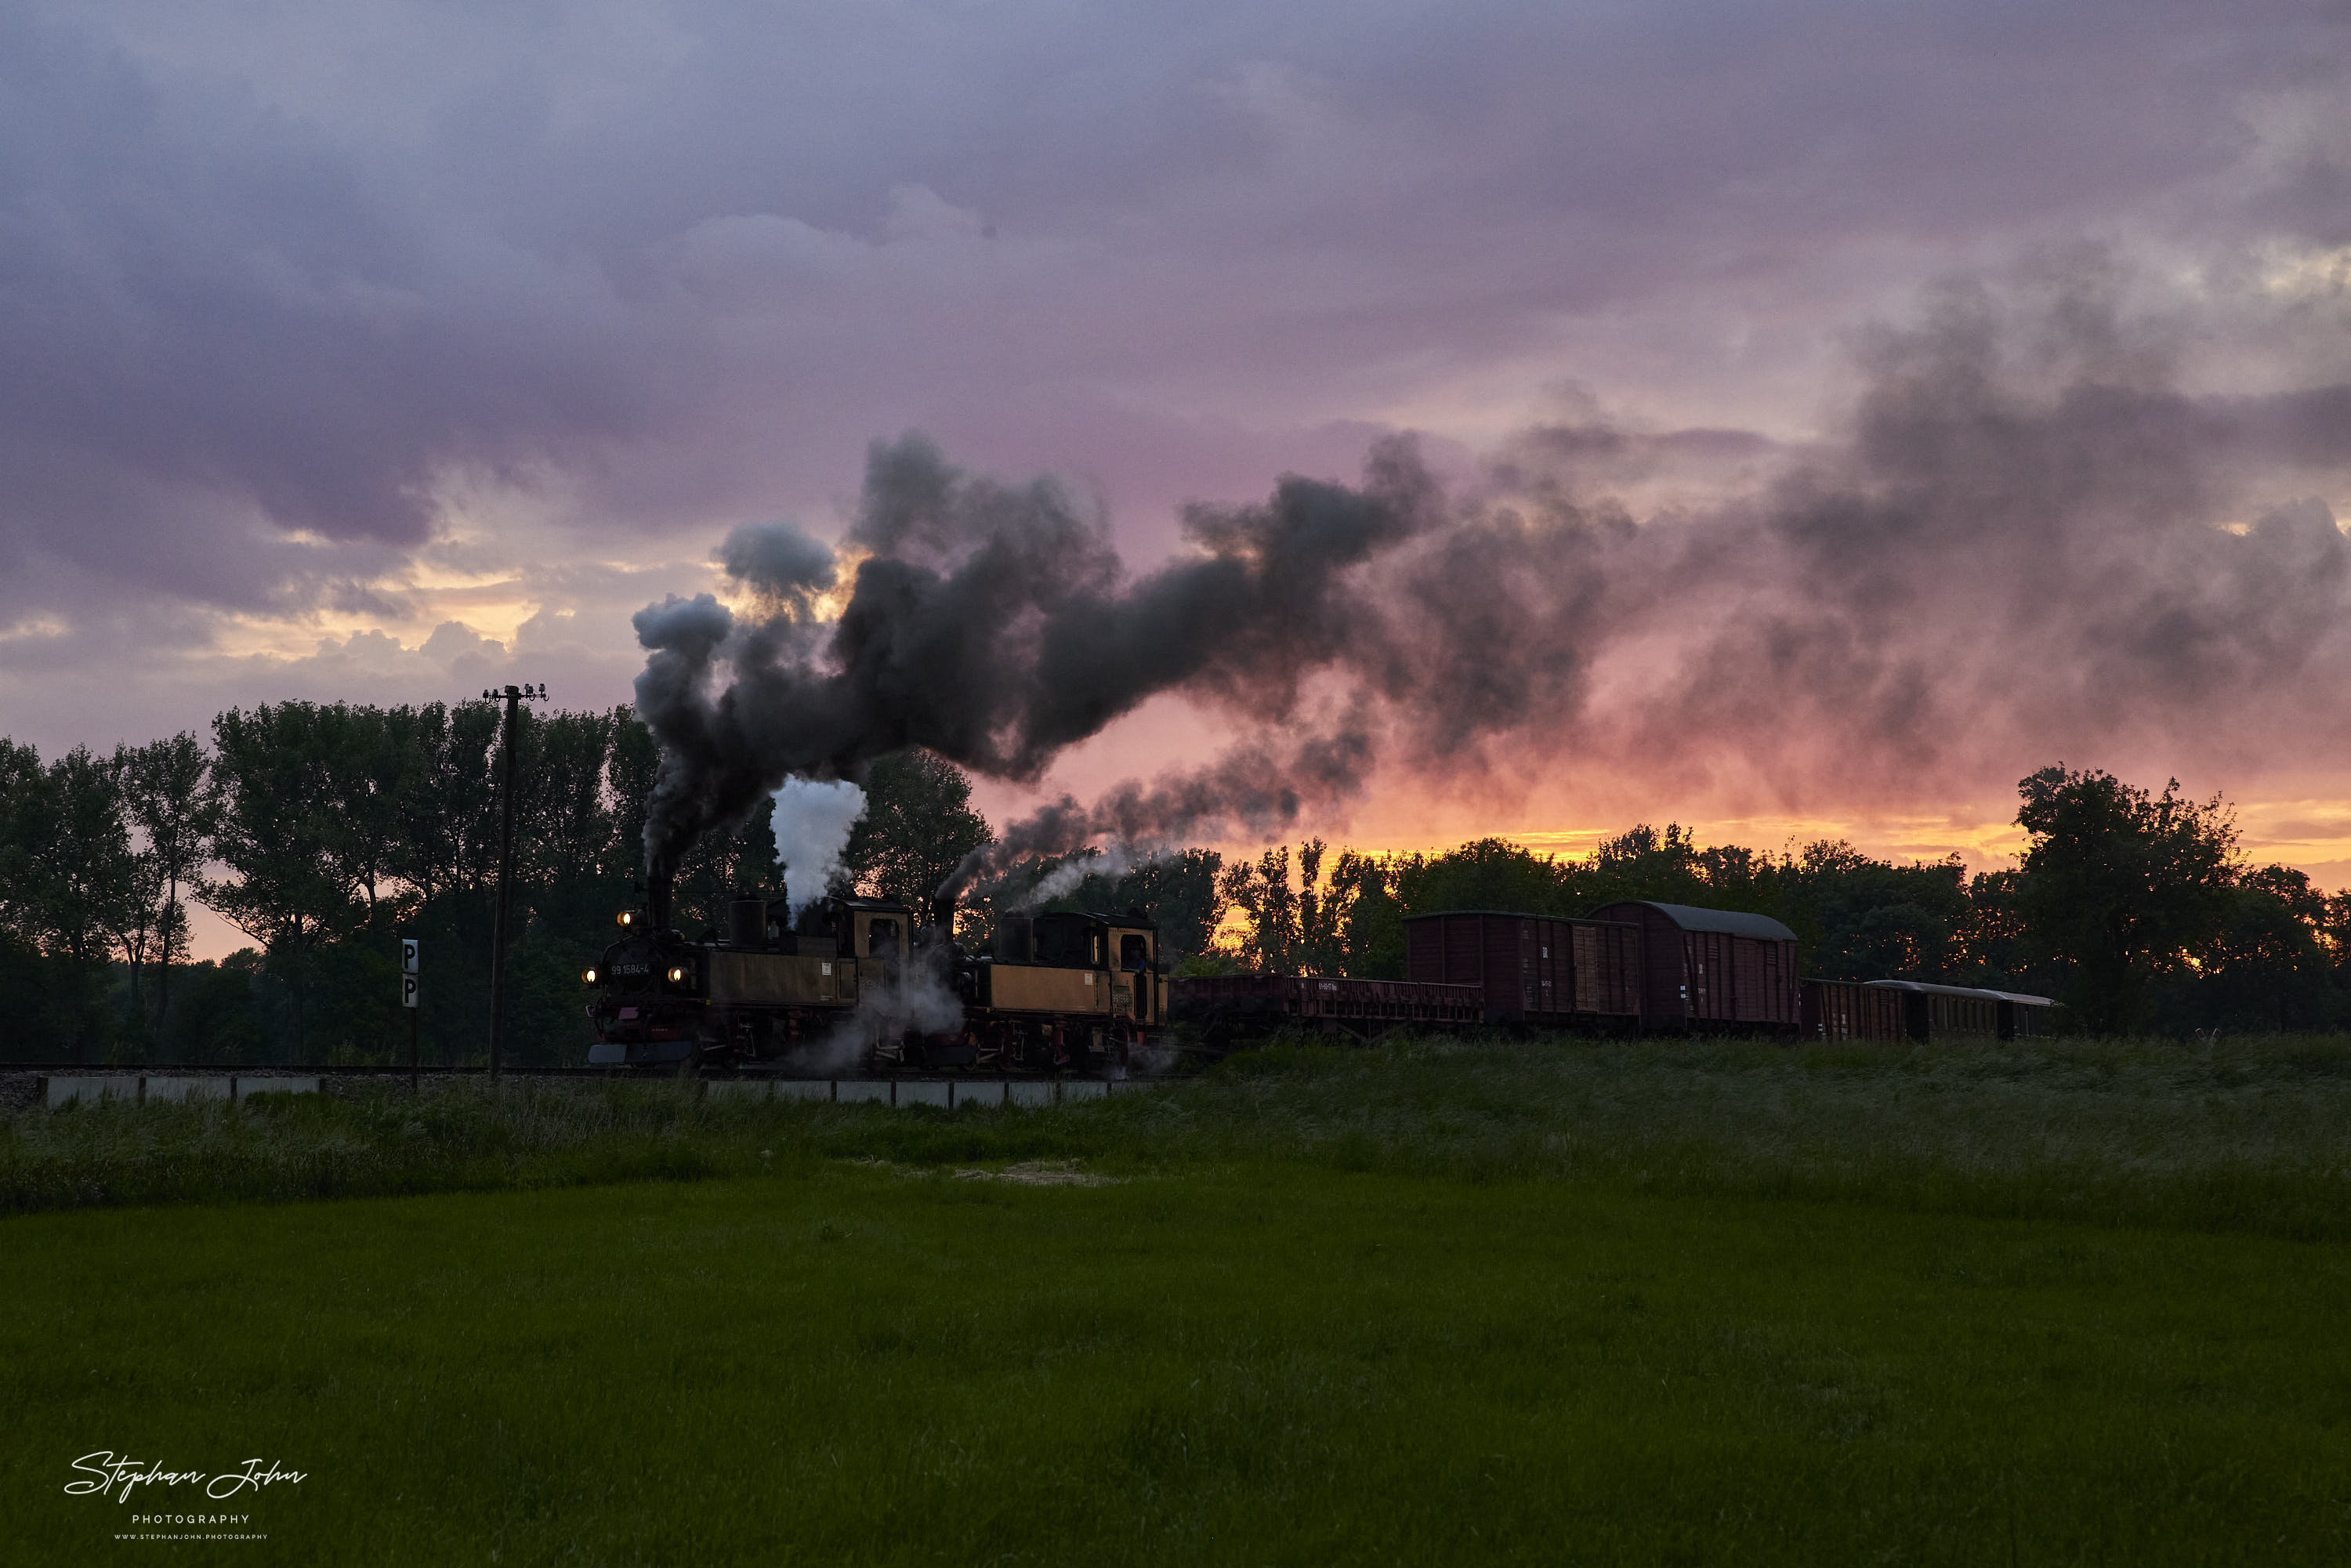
<box><xmin>633</xmin><ymin>433</ymin><xmax>1436</xmax><ymax>880</ymax></box>
<box><xmin>636</xmin><ymin>269</ymin><xmax>2351</xmax><ymax>882</ymax></box>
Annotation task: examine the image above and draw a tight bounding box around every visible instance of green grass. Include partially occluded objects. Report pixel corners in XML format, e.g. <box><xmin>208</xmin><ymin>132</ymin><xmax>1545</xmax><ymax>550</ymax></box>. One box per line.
<box><xmin>4</xmin><ymin>1037</ymin><xmax>2349</xmax><ymax>1563</ymax></box>
<box><xmin>9</xmin><ymin>1033</ymin><xmax>2351</xmax><ymax>1238</ymax></box>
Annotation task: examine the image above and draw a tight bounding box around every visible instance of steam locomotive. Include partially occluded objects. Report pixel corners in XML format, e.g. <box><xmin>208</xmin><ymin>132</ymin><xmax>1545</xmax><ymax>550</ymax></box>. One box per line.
<box><xmin>582</xmin><ymin>875</ymin><xmax>1168</xmax><ymax>1075</ymax></box>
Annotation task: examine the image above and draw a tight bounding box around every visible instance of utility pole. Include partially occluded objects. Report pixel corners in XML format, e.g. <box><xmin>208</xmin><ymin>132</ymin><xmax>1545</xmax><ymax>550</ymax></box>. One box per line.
<box><xmin>484</xmin><ymin>682</ymin><xmax>546</xmax><ymax>1081</ymax></box>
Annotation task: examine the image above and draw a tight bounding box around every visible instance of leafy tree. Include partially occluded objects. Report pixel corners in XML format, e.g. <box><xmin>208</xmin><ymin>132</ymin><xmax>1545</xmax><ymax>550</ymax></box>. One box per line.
<box><xmin>5</xmin><ymin>746</ymin><xmax>140</xmax><ymax>1059</ymax></box>
<box><xmin>0</xmin><ymin>738</ymin><xmax>45</xmax><ymax>940</ymax></box>
<box><xmin>203</xmin><ymin>704</ymin><xmax>367</xmax><ymax>1056</ymax></box>
<box><xmin>388</xmin><ymin>701</ymin><xmax>502</xmax><ymax>904</ymax></box>
<box><xmin>1220</xmin><ymin>845</ymin><xmax>1304</xmax><ymax>971</ymax></box>
<box><xmin>107</xmin><ymin>848</ymin><xmax>167</xmax><ymax>1025</ymax></box>
<box><xmin>118</xmin><ymin>731</ymin><xmax>222</xmax><ymax>1045</ymax></box>
<box><xmin>2185</xmin><ymin>865</ymin><xmax>2334</xmax><ymax>1031</ymax></box>
<box><xmin>1397</xmin><ymin>836</ymin><xmax>1569</xmax><ymax>917</ymax></box>
<box><xmin>1328</xmin><ymin>850</ymin><xmax>1406</xmax><ymax>977</ymax></box>
<box><xmin>842</xmin><ymin>750</ymin><xmax>993</xmax><ymax>910</ymax></box>
<box><xmin>1112</xmin><ymin>849</ymin><xmax>1226</xmax><ymax>960</ymax></box>
<box><xmin>1777</xmin><ymin>841</ymin><xmax>1969</xmax><ymax>982</ymax></box>
<box><xmin>1958</xmin><ymin>867</ymin><xmax>2030</xmax><ymax>987</ymax></box>
<box><xmin>20</xmin><ymin>746</ymin><xmax>138</xmax><ymax>969</ymax></box>
<box><xmin>2013</xmin><ymin>765</ymin><xmax>2238</xmax><ymax>1034</ymax></box>
<box><xmin>174</xmin><ymin>952</ymin><xmax>270</xmax><ymax>1064</ymax></box>
<box><xmin>520</xmin><ymin>707</ymin><xmax>621</xmax><ymax>888</ymax></box>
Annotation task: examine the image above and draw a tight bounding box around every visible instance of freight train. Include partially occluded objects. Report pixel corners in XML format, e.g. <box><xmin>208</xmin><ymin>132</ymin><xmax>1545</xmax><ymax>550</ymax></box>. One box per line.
<box><xmin>1169</xmin><ymin>901</ymin><xmax>2054</xmax><ymax>1045</ymax></box>
<box><xmin>583</xmin><ymin>876</ymin><xmax>1168</xmax><ymax>1074</ymax></box>
<box><xmin>581</xmin><ymin>879</ymin><xmax>2054</xmax><ymax>1074</ymax></box>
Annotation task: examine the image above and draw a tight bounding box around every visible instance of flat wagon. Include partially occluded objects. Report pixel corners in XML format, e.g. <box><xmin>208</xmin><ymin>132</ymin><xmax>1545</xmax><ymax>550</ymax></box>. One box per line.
<box><xmin>1169</xmin><ymin>973</ymin><xmax>1483</xmax><ymax>1045</ymax></box>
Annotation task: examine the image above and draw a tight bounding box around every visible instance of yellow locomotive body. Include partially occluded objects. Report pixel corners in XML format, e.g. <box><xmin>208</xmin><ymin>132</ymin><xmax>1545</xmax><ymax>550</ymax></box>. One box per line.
<box><xmin>967</xmin><ymin>909</ymin><xmax>1167</xmax><ymax>1071</ymax></box>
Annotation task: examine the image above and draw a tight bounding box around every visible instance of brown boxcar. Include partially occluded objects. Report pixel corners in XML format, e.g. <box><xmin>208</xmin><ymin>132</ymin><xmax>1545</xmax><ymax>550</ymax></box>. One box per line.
<box><xmin>1402</xmin><ymin>910</ymin><xmax>1644</xmax><ymax>1026</ymax></box>
<box><xmin>1586</xmin><ymin>902</ymin><xmax>1801</xmax><ymax>1030</ymax></box>
<box><xmin>1801</xmin><ymin>978</ymin><xmax>1909</xmax><ymax>1041</ymax></box>
<box><xmin>1863</xmin><ymin>980</ymin><xmax>2057</xmax><ymax>1041</ymax></box>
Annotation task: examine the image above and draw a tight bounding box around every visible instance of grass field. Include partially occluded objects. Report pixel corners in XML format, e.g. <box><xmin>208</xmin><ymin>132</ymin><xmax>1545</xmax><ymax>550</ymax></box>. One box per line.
<box><xmin>5</xmin><ymin>1037</ymin><xmax>2349</xmax><ymax>1563</ymax></box>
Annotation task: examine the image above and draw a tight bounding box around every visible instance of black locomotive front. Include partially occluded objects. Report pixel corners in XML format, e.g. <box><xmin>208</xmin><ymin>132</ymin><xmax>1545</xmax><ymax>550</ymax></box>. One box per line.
<box><xmin>583</xmin><ymin>907</ymin><xmax>707</xmax><ymax>1066</ymax></box>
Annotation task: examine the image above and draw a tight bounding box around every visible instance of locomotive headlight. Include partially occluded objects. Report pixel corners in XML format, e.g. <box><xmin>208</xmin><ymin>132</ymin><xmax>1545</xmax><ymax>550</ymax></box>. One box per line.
<box><xmin>581</xmin><ymin>968</ymin><xmax>598</xmax><ymax>984</ymax></box>
<box><xmin>666</xmin><ymin>965</ymin><xmax>686</xmax><ymax>983</ymax></box>
<box><xmin>616</xmin><ymin>911</ymin><xmax>635</xmax><ymax>928</ymax></box>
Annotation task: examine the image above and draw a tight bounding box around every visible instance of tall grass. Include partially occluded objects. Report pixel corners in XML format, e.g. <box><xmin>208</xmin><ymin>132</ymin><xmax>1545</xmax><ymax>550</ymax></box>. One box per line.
<box><xmin>6</xmin><ymin>1033</ymin><xmax>2350</xmax><ymax>1236</ymax></box>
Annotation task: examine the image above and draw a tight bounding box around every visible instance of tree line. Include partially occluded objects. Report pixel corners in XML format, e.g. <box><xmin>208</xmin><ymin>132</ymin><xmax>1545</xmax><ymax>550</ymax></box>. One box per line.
<box><xmin>2</xmin><ymin>716</ymin><xmax>2341</xmax><ymax>1062</ymax></box>
<box><xmin>1207</xmin><ymin>765</ymin><xmax>2351</xmax><ymax>1035</ymax></box>
<box><xmin>0</xmin><ymin>704</ymin><xmax>990</xmax><ymax>1066</ymax></box>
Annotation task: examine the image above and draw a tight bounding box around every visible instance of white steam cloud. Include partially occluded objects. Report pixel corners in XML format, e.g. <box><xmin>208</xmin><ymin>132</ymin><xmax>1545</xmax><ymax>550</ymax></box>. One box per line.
<box><xmin>1018</xmin><ymin>844</ymin><xmax>1152</xmax><ymax>908</ymax></box>
<box><xmin>770</xmin><ymin>777</ymin><xmax>867</xmax><ymax>918</ymax></box>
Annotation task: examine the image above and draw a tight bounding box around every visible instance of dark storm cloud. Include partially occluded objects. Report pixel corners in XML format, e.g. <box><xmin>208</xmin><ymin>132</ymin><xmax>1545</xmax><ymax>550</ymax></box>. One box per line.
<box><xmin>6</xmin><ymin>2</ymin><xmax>2343</xmax><ymax>609</ymax></box>
<box><xmin>0</xmin><ymin>5</ymin><xmax>654</xmax><ymax>630</ymax></box>
<box><xmin>5</xmin><ymin>0</ymin><xmax>2349</xmax><ymax>773</ymax></box>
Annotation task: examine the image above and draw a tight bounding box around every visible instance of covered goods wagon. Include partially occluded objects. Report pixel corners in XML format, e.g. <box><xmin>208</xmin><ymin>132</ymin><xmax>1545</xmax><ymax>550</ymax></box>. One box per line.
<box><xmin>1800</xmin><ymin>978</ymin><xmax>1909</xmax><ymax>1041</ymax></box>
<box><xmin>1862</xmin><ymin>980</ymin><xmax>2058</xmax><ymax>1041</ymax></box>
<box><xmin>1402</xmin><ymin>910</ymin><xmax>1643</xmax><ymax>1026</ymax></box>
<box><xmin>1586</xmin><ymin>902</ymin><xmax>1801</xmax><ymax>1030</ymax></box>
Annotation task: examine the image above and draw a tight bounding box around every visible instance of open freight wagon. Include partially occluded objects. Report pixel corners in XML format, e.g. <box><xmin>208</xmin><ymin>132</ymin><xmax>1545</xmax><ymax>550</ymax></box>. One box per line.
<box><xmin>1168</xmin><ymin>973</ymin><xmax>1482</xmax><ymax>1044</ymax></box>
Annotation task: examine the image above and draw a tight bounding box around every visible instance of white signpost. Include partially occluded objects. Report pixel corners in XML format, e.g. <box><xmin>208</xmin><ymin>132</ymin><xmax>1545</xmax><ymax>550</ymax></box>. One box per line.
<box><xmin>400</xmin><ymin>939</ymin><xmax>420</xmax><ymax>1088</ymax></box>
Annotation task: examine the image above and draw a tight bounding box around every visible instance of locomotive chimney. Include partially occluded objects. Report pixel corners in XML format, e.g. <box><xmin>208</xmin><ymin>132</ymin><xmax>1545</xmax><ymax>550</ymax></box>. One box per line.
<box><xmin>648</xmin><ymin>871</ymin><xmax>675</xmax><ymax>933</ymax></box>
<box><xmin>727</xmin><ymin>895</ymin><xmax>766</xmax><ymax>947</ymax></box>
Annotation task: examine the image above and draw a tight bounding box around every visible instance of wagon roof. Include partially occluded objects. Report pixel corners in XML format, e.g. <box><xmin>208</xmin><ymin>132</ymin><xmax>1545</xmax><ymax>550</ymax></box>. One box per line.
<box><xmin>1591</xmin><ymin>901</ymin><xmax>1799</xmax><ymax>943</ymax></box>
<box><xmin>1864</xmin><ymin>979</ymin><xmax>2058</xmax><ymax>1007</ymax></box>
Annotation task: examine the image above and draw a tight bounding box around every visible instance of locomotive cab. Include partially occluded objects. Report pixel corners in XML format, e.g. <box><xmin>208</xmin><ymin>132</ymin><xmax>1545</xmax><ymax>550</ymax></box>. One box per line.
<box><xmin>969</xmin><ymin>906</ymin><xmax>1164</xmax><ymax>1070</ymax></box>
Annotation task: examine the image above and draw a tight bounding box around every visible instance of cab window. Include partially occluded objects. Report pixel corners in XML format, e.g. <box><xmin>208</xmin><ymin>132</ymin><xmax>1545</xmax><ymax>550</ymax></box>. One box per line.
<box><xmin>1120</xmin><ymin>933</ymin><xmax>1150</xmax><ymax>971</ymax></box>
<box><xmin>867</xmin><ymin>918</ymin><xmax>900</xmax><ymax>957</ymax></box>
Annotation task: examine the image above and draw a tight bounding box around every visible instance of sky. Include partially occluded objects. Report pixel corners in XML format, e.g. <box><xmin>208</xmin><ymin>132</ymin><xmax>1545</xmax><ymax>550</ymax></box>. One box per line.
<box><xmin>5</xmin><ymin>0</ymin><xmax>2350</xmax><ymax>954</ymax></box>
